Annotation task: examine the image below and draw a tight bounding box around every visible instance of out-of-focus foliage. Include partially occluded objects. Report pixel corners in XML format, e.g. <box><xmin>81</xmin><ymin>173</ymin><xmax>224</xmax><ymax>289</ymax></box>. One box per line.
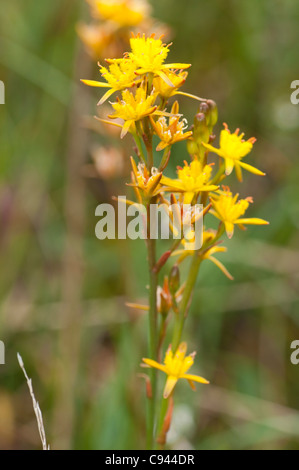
<box><xmin>0</xmin><ymin>0</ymin><xmax>298</xmax><ymax>450</ymax></box>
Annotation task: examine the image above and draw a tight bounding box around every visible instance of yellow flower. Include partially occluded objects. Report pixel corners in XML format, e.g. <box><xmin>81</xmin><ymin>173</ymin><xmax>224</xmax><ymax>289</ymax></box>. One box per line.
<box><xmin>161</xmin><ymin>159</ymin><xmax>219</xmax><ymax>204</ymax></box>
<box><xmin>142</xmin><ymin>342</ymin><xmax>209</xmax><ymax>399</ymax></box>
<box><xmin>127</xmin><ymin>34</ymin><xmax>191</xmax><ymax>86</ymax></box>
<box><xmin>129</xmin><ymin>157</ymin><xmax>162</xmax><ymax>199</ymax></box>
<box><xmin>203</xmin><ymin>123</ymin><xmax>265</xmax><ymax>182</ymax></box>
<box><xmin>108</xmin><ymin>86</ymin><xmax>159</xmax><ymax>138</ymax></box>
<box><xmin>172</xmin><ymin>230</ymin><xmax>234</xmax><ymax>280</ymax></box>
<box><xmin>88</xmin><ymin>0</ymin><xmax>150</xmax><ymax>27</ymax></box>
<box><xmin>210</xmin><ymin>186</ymin><xmax>269</xmax><ymax>238</ymax></box>
<box><xmin>150</xmin><ymin>101</ymin><xmax>193</xmax><ymax>151</ymax></box>
<box><xmin>153</xmin><ymin>69</ymin><xmax>205</xmax><ymax>102</ymax></box>
<box><xmin>81</xmin><ymin>59</ymin><xmax>141</xmax><ymax>105</ymax></box>
<box><xmin>153</xmin><ymin>70</ymin><xmax>188</xmax><ymax>100</ymax></box>
<box><xmin>77</xmin><ymin>23</ymin><xmax>112</xmax><ymax>59</ymax></box>
<box><xmin>159</xmin><ymin>193</ymin><xmax>208</xmax><ymax>242</ymax></box>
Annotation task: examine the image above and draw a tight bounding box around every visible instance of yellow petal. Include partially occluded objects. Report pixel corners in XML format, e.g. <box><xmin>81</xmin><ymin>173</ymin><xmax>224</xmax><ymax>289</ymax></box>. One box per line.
<box><xmin>225</xmin><ymin>158</ymin><xmax>235</xmax><ymax>175</ymax></box>
<box><xmin>142</xmin><ymin>358</ymin><xmax>167</xmax><ymax>374</ymax></box>
<box><xmin>175</xmin><ymin>91</ymin><xmax>206</xmax><ymax>102</ymax></box>
<box><xmin>121</xmin><ymin>120</ymin><xmax>133</xmax><ymax>138</ymax></box>
<box><xmin>147</xmin><ymin>173</ymin><xmax>163</xmax><ymax>194</ymax></box>
<box><xmin>187</xmin><ymin>379</ymin><xmax>196</xmax><ymax>391</ymax></box>
<box><xmin>125</xmin><ymin>302</ymin><xmax>149</xmax><ymax>311</ymax></box>
<box><xmin>235</xmin><ymin>218</ymin><xmax>269</xmax><ymax>225</ymax></box>
<box><xmin>156</xmin><ymin>141</ymin><xmax>168</xmax><ymax>151</ymax></box>
<box><xmin>238</xmin><ymin>161</ymin><xmax>265</xmax><ymax>176</ymax></box>
<box><xmin>234</xmin><ymin>162</ymin><xmax>243</xmax><ymax>182</ymax></box>
<box><xmin>94</xmin><ymin>116</ymin><xmax>123</xmax><ymax>129</ymax></box>
<box><xmin>206</xmin><ymin>246</ymin><xmax>227</xmax><ymax>256</ymax></box>
<box><xmin>183</xmin><ymin>192</ymin><xmax>195</xmax><ymax>204</ymax></box>
<box><xmin>163</xmin><ymin>376</ymin><xmax>178</xmax><ymax>399</ymax></box>
<box><xmin>80</xmin><ymin>79</ymin><xmax>110</xmax><ymax>88</ymax></box>
<box><xmin>200</xmin><ymin>184</ymin><xmax>219</xmax><ymax>192</ymax></box>
<box><xmin>224</xmin><ymin>221</ymin><xmax>235</xmax><ymax>239</ymax></box>
<box><xmin>208</xmin><ymin>256</ymin><xmax>234</xmax><ymax>280</ymax></box>
<box><xmin>160</xmin><ymin>177</ymin><xmax>185</xmax><ymax>192</ymax></box>
<box><xmin>162</xmin><ymin>63</ymin><xmax>191</xmax><ymax>70</ymax></box>
<box><xmin>181</xmin><ymin>373</ymin><xmax>210</xmax><ymax>384</ymax></box>
<box><xmin>97</xmin><ymin>88</ymin><xmax>116</xmax><ymax>105</ymax></box>
<box><xmin>202</xmin><ymin>142</ymin><xmax>224</xmax><ymax>158</ymax></box>
<box><xmin>156</xmin><ymin>70</ymin><xmax>175</xmax><ymax>87</ymax></box>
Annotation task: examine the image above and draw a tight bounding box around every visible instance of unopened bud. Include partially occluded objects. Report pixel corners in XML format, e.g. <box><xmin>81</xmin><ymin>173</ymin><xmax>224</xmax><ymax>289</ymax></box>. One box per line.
<box><xmin>171</xmin><ymin>100</ymin><xmax>179</xmax><ymax>115</ymax></box>
<box><xmin>187</xmin><ymin>139</ymin><xmax>199</xmax><ymax>156</ymax></box>
<box><xmin>160</xmin><ymin>291</ymin><xmax>170</xmax><ymax>317</ymax></box>
<box><xmin>193</xmin><ymin>112</ymin><xmax>210</xmax><ymax>145</ymax></box>
<box><xmin>206</xmin><ymin>100</ymin><xmax>218</xmax><ymax>128</ymax></box>
<box><xmin>169</xmin><ymin>265</ymin><xmax>180</xmax><ymax>294</ymax></box>
<box><xmin>194</xmin><ymin>112</ymin><xmax>206</xmax><ymax>126</ymax></box>
<box><xmin>199</xmin><ymin>102</ymin><xmax>209</xmax><ymax>114</ymax></box>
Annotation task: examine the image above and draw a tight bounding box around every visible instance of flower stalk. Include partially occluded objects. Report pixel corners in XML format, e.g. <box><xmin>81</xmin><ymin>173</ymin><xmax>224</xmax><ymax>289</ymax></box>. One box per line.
<box><xmin>82</xmin><ymin>31</ymin><xmax>269</xmax><ymax>450</ymax></box>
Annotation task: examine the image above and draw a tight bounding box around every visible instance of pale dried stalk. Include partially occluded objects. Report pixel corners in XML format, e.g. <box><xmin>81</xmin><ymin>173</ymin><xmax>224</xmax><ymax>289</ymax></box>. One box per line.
<box><xmin>17</xmin><ymin>353</ymin><xmax>50</xmax><ymax>450</ymax></box>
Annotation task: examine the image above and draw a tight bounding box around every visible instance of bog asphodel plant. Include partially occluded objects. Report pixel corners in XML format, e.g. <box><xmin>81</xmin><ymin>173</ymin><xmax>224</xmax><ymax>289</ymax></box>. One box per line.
<box><xmin>82</xmin><ymin>33</ymin><xmax>269</xmax><ymax>449</ymax></box>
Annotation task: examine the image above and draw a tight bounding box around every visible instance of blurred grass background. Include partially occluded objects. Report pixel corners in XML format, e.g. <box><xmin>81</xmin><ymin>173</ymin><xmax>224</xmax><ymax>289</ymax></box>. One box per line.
<box><xmin>0</xmin><ymin>0</ymin><xmax>299</xmax><ymax>450</ymax></box>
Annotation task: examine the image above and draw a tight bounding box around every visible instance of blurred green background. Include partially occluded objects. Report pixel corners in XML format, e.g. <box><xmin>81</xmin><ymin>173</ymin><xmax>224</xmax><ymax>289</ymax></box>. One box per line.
<box><xmin>0</xmin><ymin>0</ymin><xmax>299</xmax><ymax>450</ymax></box>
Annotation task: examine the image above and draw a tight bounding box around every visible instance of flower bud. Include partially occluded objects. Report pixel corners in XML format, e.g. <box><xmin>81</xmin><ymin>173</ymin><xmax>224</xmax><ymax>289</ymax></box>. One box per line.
<box><xmin>206</xmin><ymin>99</ymin><xmax>218</xmax><ymax>129</ymax></box>
<box><xmin>193</xmin><ymin>112</ymin><xmax>210</xmax><ymax>146</ymax></box>
<box><xmin>169</xmin><ymin>265</ymin><xmax>180</xmax><ymax>295</ymax></box>
<box><xmin>159</xmin><ymin>290</ymin><xmax>170</xmax><ymax>317</ymax></box>
<box><xmin>187</xmin><ymin>138</ymin><xmax>199</xmax><ymax>156</ymax></box>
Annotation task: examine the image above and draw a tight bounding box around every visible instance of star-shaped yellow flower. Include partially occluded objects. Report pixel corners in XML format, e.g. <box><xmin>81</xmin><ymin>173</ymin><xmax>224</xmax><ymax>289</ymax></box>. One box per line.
<box><xmin>142</xmin><ymin>342</ymin><xmax>209</xmax><ymax>399</ymax></box>
<box><xmin>150</xmin><ymin>101</ymin><xmax>193</xmax><ymax>151</ymax></box>
<box><xmin>160</xmin><ymin>159</ymin><xmax>219</xmax><ymax>204</ymax></box>
<box><xmin>203</xmin><ymin>123</ymin><xmax>265</xmax><ymax>182</ymax></box>
<box><xmin>127</xmin><ymin>34</ymin><xmax>191</xmax><ymax>86</ymax></box>
<box><xmin>153</xmin><ymin>69</ymin><xmax>204</xmax><ymax>102</ymax></box>
<box><xmin>210</xmin><ymin>187</ymin><xmax>269</xmax><ymax>238</ymax></box>
<box><xmin>153</xmin><ymin>70</ymin><xmax>188</xmax><ymax>100</ymax></box>
<box><xmin>81</xmin><ymin>59</ymin><xmax>140</xmax><ymax>105</ymax></box>
<box><xmin>172</xmin><ymin>229</ymin><xmax>234</xmax><ymax>280</ymax></box>
<box><xmin>129</xmin><ymin>156</ymin><xmax>162</xmax><ymax>200</ymax></box>
<box><xmin>108</xmin><ymin>86</ymin><xmax>159</xmax><ymax>138</ymax></box>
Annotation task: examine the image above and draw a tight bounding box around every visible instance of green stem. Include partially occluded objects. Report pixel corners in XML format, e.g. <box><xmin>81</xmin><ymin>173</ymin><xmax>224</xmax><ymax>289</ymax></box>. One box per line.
<box><xmin>156</xmin><ymin>395</ymin><xmax>169</xmax><ymax>449</ymax></box>
<box><xmin>210</xmin><ymin>161</ymin><xmax>225</xmax><ymax>185</ymax></box>
<box><xmin>155</xmin><ymin>252</ymin><xmax>202</xmax><ymax>446</ymax></box>
<box><xmin>146</xmin><ymin>228</ymin><xmax>158</xmax><ymax>449</ymax></box>
<box><xmin>133</xmin><ymin>132</ymin><xmax>147</xmax><ymax>165</ymax></box>
<box><xmin>143</xmin><ymin>118</ymin><xmax>154</xmax><ymax>169</ymax></box>
<box><xmin>158</xmin><ymin>146</ymin><xmax>171</xmax><ymax>171</ymax></box>
<box><xmin>170</xmin><ymin>224</ymin><xmax>225</xmax><ymax>357</ymax></box>
<box><xmin>171</xmin><ymin>252</ymin><xmax>202</xmax><ymax>352</ymax></box>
